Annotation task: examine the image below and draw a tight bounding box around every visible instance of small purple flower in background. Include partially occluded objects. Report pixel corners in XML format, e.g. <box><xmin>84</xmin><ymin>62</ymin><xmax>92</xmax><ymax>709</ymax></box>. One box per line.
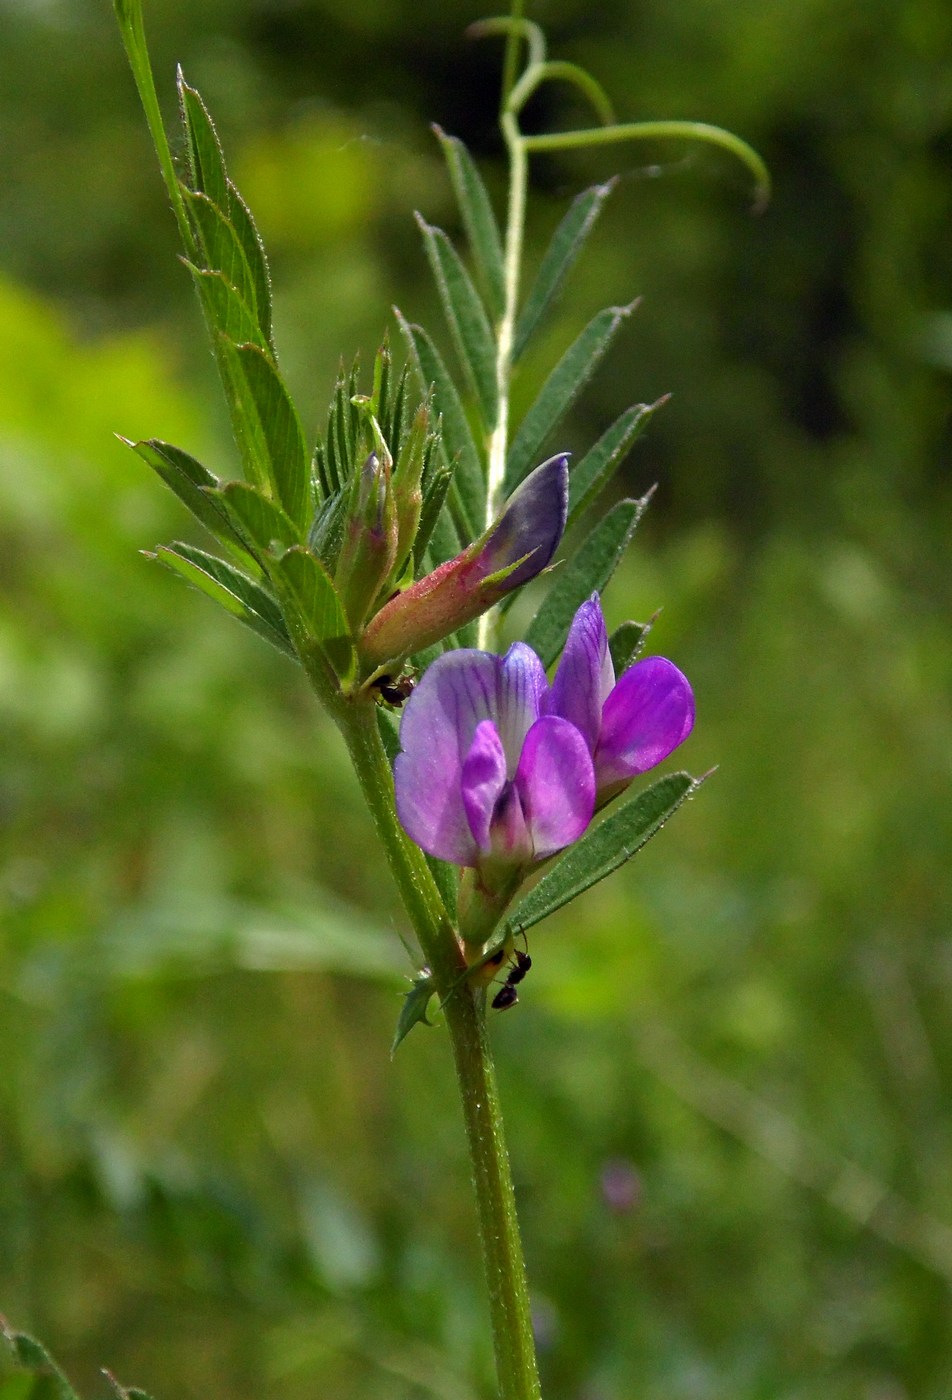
<box><xmin>600</xmin><ymin>1157</ymin><xmax>642</xmax><ymax>1214</ymax></box>
<box><xmin>394</xmin><ymin>594</ymin><xmax>694</xmax><ymax>877</ymax></box>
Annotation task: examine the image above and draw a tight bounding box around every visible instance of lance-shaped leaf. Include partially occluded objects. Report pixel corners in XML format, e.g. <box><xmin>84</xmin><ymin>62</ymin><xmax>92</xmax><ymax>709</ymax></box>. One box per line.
<box><xmin>514</xmin><ymin>179</ymin><xmax>616</xmax><ymax>362</ymax></box>
<box><xmin>433</xmin><ymin>125</ymin><xmax>505</xmax><ymax>322</ymax></box>
<box><xmin>178</xmin><ymin>74</ymin><xmax>274</xmax><ymax>351</ymax></box>
<box><xmin>609</xmin><ymin>616</ymin><xmax>656</xmax><ymax>674</ymax></box>
<box><xmin>105</xmin><ymin>1380</ymin><xmax>154</xmax><ymax>1400</ymax></box>
<box><xmin>268</xmin><ymin>545</ymin><xmax>353</xmax><ymax>678</ymax></box>
<box><xmin>205</xmin><ymin>480</ymin><xmax>302</xmax><ymax>554</ymax></box>
<box><xmin>105</xmin><ymin>1375</ymin><xmax>156</xmax><ymax>1400</ymax></box>
<box><xmin>183</xmin><ymin>190</ymin><xmax>261</xmax><ymax>334</ymax></box>
<box><xmin>505</xmin><ymin>301</ymin><xmax>638</xmax><ymax>495</ymax></box>
<box><xmin>568</xmin><ymin>400</ymin><xmax>662</xmax><ymax>528</ymax></box>
<box><xmin>1</xmin><ymin>1323</ymin><xmax>80</xmax><ymax>1400</ymax></box>
<box><xmin>227</xmin><ymin>180</ymin><xmax>273</xmax><ymax>346</ymax></box>
<box><xmin>419</xmin><ymin>495</ymin><xmax>463</xmax><ymax>574</ymax></box>
<box><xmin>372</xmin><ymin>344</ymin><xmax>411</xmax><ymax>465</ymax></box>
<box><xmin>124</xmin><ymin>437</ymin><xmax>249</xmax><ymax>555</ymax></box>
<box><xmin>416</xmin><ymin>215</ymin><xmax>498</xmax><ymax>429</ymax></box>
<box><xmin>414</xmin><ymin>462</ymin><xmax>454</xmax><ymax>568</ymax></box>
<box><xmin>188</xmin><ymin>265</ymin><xmax>261</xmax><ymax>349</ymax></box>
<box><xmin>178</xmin><ymin>70</ymin><xmax>228</xmax><ymax>212</ymax></box>
<box><xmin>218</xmin><ymin>337</ymin><xmax>312</xmax><ymax>532</ymax></box>
<box><xmin>391</xmin><ymin>971</ymin><xmax>437</xmax><ymax>1056</ymax></box>
<box><xmin>502</xmin><ymin>771</ymin><xmax>703</xmax><ymax>937</ymax></box>
<box><xmin>524</xmin><ymin>492</ymin><xmax>652</xmax><ymax>668</ymax></box>
<box><xmin>150</xmin><ymin>543</ymin><xmax>295</xmax><ymax>658</ymax></box>
<box><xmin>395</xmin><ymin>311</ymin><xmax>484</xmax><ymax>541</ymax></box>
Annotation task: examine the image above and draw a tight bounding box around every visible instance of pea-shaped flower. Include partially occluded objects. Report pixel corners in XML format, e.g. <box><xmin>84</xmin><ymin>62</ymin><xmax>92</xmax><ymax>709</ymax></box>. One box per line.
<box><xmin>394</xmin><ymin>641</ymin><xmax>594</xmax><ymax>871</ymax></box>
<box><xmin>394</xmin><ymin>594</ymin><xmax>694</xmax><ymax>877</ymax></box>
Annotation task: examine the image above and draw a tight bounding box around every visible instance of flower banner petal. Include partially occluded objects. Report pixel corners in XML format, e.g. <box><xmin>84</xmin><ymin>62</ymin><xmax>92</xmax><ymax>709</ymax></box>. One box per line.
<box><xmin>548</xmin><ymin>593</ymin><xmax>614</xmax><ymax>752</ymax></box>
<box><xmin>496</xmin><ymin>642</ymin><xmax>549</xmax><ymax>773</ymax></box>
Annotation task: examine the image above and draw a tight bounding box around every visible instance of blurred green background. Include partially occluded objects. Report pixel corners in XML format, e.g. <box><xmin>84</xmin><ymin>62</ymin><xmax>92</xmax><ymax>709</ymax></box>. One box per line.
<box><xmin>1</xmin><ymin>0</ymin><xmax>950</xmax><ymax>1397</ymax></box>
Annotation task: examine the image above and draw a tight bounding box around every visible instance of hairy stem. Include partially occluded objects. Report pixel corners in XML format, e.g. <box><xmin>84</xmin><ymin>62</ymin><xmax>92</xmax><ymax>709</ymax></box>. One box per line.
<box><xmin>113</xmin><ymin>0</ymin><xmax>195</xmax><ymax>257</ymax></box>
<box><xmin>331</xmin><ymin>696</ymin><xmax>541</xmax><ymax>1400</ymax></box>
<box><xmin>478</xmin><ymin>110</ymin><xmax>528</xmax><ymax>651</ymax></box>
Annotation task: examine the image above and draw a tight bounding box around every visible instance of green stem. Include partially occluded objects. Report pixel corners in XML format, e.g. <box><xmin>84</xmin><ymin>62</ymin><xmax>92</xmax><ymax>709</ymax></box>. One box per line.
<box><xmin>442</xmin><ymin>976</ymin><xmax>542</xmax><ymax>1400</ymax></box>
<box><xmin>331</xmin><ymin>696</ymin><xmax>541</xmax><ymax>1400</ymax></box>
<box><xmin>522</xmin><ymin>118</ymin><xmax>771</xmax><ymax>210</ymax></box>
<box><xmin>500</xmin><ymin>0</ymin><xmax>526</xmax><ymax>113</ymax></box>
<box><xmin>113</xmin><ymin>0</ymin><xmax>195</xmax><ymax>256</ymax></box>
<box><xmin>478</xmin><ymin>108</ymin><xmax>528</xmax><ymax>651</ymax></box>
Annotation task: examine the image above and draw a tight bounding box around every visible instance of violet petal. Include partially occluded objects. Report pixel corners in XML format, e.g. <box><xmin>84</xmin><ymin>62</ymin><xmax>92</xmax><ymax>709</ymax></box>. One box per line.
<box><xmin>394</xmin><ymin>648</ymin><xmax>500</xmax><ymax>864</ymax></box>
<box><xmin>548</xmin><ymin>594</ymin><xmax>615</xmax><ymax>752</ymax></box>
<box><xmin>496</xmin><ymin>642</ymin><xmax>550</xmax><ymax>771</ymax></box>
<box><xmin>460</xmin><ymin>719</ymin><xmax>508</xmax><ymax>854</ymax></box>
<box><xmin>595</xmin><ymin>656</ymin><xmax>695</xmax><ymax>788</ymax></box>
<box><xmin>394</xmin><ymin>644</ymin><xmax>548</xmax><ymax>864</ymax></box>
<box><xmin>515</xmin><ymin>715</ymin><xmax>596</xmax><ymax>859</ymax></box>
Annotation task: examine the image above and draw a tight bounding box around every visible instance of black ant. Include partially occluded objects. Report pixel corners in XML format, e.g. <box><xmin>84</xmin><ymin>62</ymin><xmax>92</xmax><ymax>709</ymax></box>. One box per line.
<box><xmin>370</xmin><ymin>670</ymin><xmax>415</xmax><ymax>708</ymax></box>
<box><xmin>491</xmin><ymin>937</ymin><xmax>532</xmax><ymax>1011</ymax></box>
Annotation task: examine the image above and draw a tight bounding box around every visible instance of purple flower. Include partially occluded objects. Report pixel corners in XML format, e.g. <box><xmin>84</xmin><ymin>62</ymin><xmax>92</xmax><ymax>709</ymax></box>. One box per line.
<box><xmin>394</xmin><ymin>642</ymin><xmax>594</xmax><ymax>869</ymax></box>
<box><xmin>394</xmin><ymin>594</ymin><xmax>694</xmax><ymax>872</ymax></box>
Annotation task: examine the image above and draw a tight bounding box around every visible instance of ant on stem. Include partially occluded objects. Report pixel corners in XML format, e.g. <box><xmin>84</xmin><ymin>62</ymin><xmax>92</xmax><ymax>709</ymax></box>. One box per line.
<box><xmin>491</xmin><ymin>935</ymin><xmax>532</xmax><ymax>1011</ymax></box>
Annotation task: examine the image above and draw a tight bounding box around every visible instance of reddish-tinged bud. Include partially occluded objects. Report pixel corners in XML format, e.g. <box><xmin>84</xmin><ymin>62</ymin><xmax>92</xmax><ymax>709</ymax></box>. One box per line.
<box><xmin>359</xmin><ymin>454</ymin><xmax>568</xmax><ymax>669</ymax></box>
<box><xmin>334</xmin><ymin>451</ymin><xmax>399</xmax><ymax>629</ymax></box>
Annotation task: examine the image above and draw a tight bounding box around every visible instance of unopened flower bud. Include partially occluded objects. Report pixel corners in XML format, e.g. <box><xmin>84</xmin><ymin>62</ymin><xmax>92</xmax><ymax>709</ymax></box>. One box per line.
<box><xmin>334</xmin><ymin>451</ymin><xmax>399</xmax><ymax>629</ymax></box>
<box><xmin>359</xmin><ymin>453</ymin><xmax>568</xmax><ymax>669</ymax></box>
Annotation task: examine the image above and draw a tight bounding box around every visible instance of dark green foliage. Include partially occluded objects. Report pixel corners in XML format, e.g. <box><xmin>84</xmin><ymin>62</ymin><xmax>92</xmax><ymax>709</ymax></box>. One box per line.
<box><xmin>434</xmin><ymin>125</ymin><xmax>506</xmax><ymax>323</ymax></box>
<box><xmin>504</xmin><ymin>302</ymin><xmax>638</xmax><ymax>494</ymax></box>
<box><xmin>390</xmin><ymin>973</ymin><xmax>438</xmax><ymax>1055</ymax></box>
<box><xmin>216</xmin><ymin>338</ymin><xmax>312</xmax><ymax>530</ymax></box>
<box><xmin>1</xmin><ymin>1327</ymin><xmax>79</xmax><ymax>1400</ymax></box>
<box><xmin>395</xmin><ymin>311</ymin><xmax>485</xmax><ymax>542</ymax></box>
<box><xmin>513</xmin><ymin>179</ymin><xmax>616</xmax><ymax>361</ymax></box>
<box><xmin>207</xmin><ymin>480</ymin><xmax>301</xmax><ymax>554</ymax></box>
<box><xmin>608</xmin><ymin>616</ymin><xmax>654</xmax><ymax>673</ymax></box>
<box><xmin>567</xmin><ymin>401</ymin><xmax>662</xmax><ymax>528</ymax></box>
<box><xmin>416</xmin><ymin>215</ymin><xmax>498</xmax><ymax>427</ymax></box>
<box><xmin>151</xmin><ymin>542</ymin><xmax>295</xmax><ymax>657</ymax></box>
<box><xmin>125</xmin><ymin>438</ymin><xmax>247</xmax><ymax>556</ymax></box>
